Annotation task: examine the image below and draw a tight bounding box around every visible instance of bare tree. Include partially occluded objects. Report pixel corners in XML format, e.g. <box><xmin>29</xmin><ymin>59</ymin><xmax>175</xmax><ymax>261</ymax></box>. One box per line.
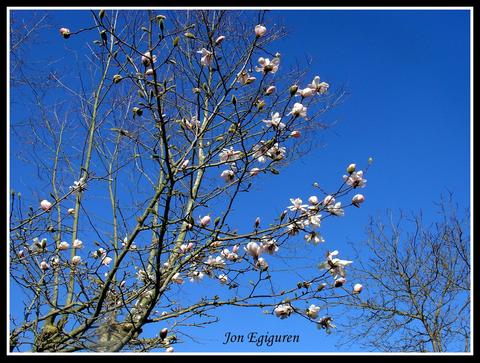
<box><xmin>335</xmin><ymin>194</ymin><xmax>470</xmax><ymax>352</ymax></box>
<box><xmin>9</xmin><ymin>9</ymin><xmax>367</xmax><ymax>353</ymax></box>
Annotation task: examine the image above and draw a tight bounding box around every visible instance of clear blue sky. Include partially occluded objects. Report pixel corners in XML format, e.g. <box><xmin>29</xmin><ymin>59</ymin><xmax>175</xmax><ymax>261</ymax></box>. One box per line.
<box><xmin>9</xmin><ymin>9</ymin><xmax>471</xmax><ymax>353</ymax></box>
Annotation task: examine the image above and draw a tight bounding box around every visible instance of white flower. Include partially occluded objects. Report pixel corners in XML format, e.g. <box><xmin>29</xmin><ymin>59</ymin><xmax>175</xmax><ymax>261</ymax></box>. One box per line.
<box><xmin>306</xmin><ymin>304</ymin><xmax>320</xmax><ymax>319</ymax></box>
<box><xmin>215</xmin><ymin>35</ymin><xmax>226</xmax><ymax>46</ymax></box>
<box><xmin>71</xmin><ymin>255</ymin><xmax>82</xmax><ymax>265</ymax></box>
<box><xmin>200</xmin><ymin>215</ymin><xmax>211</xmax><ymax>227</ymax></box>
<box><xmin>308</xmin><ymin>196</ymin><xmax>319</xmax><ymax>205</ymax></box>
<box><xmin>220</xmin><ymin>169</ymin><xmax>235</xmax><ymax>182</ymax></box>
<box><xmin>101</xmin><ymin>256</ymin><xmax>112</xmax><ymax>266</ymax></box>
<box><xmin>218</xmin><ymin>274</ymin><xmax>228</xmax><ymax>284</ymax></box>
<box><xmin>353</xmin><ymin>283</ymin><xmax>363</xmax><ymax>293</ymax></box>
<box><xmin>288</xmin><ymin>198</ymin><xmax>308</xmax><ymax>212</ymax></box>
<box><xmin>180</xmin><ymin>159</ymin><xmax>190</xmax><ymax>170</ymax></box>
<box><xmin>70</xmin><ymin>177</ymin><xmax>87</xmax><ymax>192</ymax></box>
<box><xmin>317</xmin><ymin>316</ymin><xmax>336</xmax><ymax>331</ymax></box>
<box><xmin>288</xmin><ymin>102</ymin><xmax>307</xmax><ymax>118</ymax></box>
<box><xmin>250</xmin><ymin>167</ymin><xmax>261</xmax><ymax>177</ymax></box>
<box><xmin>197</xmin><ymin>48</ymin><xmax>213</xmax><ymax>66</ymax></box>
<box><xmin>265</xmin><ymin>85</ymin><xmax>276</xmax><ymax>95</ymax></box>
<box><xmin>334</xmin><ymin>277</ymin><xmax>346</xmax><ymax>287</ymax></box>
<box><xmin>255</xmin><ymin>257</ymin><xmax>269</xmax><ymax>270</ymax></box>
<box><xmin>308</xmin><ymin>76</ymin><xmax>329</xmax><ymax>95</ymax></box>
<box><xmin>221</xmin><ymin>248</ymin><xmax>239</xmax><ymax>261</ymax></box>
<box><xmin>206</xmin><ymin>255</ymin><xmax>226</xmax><ymax>268</ymax></box>
<box><xmin>323</xmin><ymin>195</ymin><xmax>335</xmax><ymax>206</ymax></box>
<box><xmin>304</xmin><ymin>231</ymin><xmax>325</xmax><ymax>245</ymax></box>
<box><xmin>92</xmin><ymin>248</ymin><xmax>105</xmax><ymax>259</ymax></box>
<box><xmin>343</xmin><ymin>170</ymin><xmax>367</xmax><ymax>188</ymax></box>
<box><xmin>244</xmin><ymin>241</ymin><xmax>261</xmax><ymax>258</ymax></box>
<box><xmin>50</xmin><ymin>256</ymin><xmax>60</xmax><ymax>267</ymax></box>
<box><xmin>266</xmin><ymin>143</ymin><xmax>286</xmax><ymax>161</ymax></box>
<box><xmin>255</xmin><ymin>57</ymin><xmax>280</xmax><ymax>74</ymax></box>
<box><xmin>263</xmin><ymin>112</ymin><xmax>285</xmax><ymax>130</ymax></box>
<box><xmin>67</xmin><ymin>208</ymin><xmax>75</xmax><ymax>215</ymax></box>
<box><xmin>172</xmin><ymin>273</ymin><xmax>184</xmax><ymax>284</ymax></box>
<box><xmin>145</xmin><ymin>68</ymin><xmax>154</xmax><ymax>76</ymax></box>
<box><xmin>73</xmin><ymin>239</ymin><xmax>83</xmax><ymax>249</ymax></box>
<box><xmin>179</xmin><ymin>243</ymin><xmax>194</xmax><ymax>254</ymax></box>
<box><xmin>326</xmin><ymin>202</ymin><xmax>344</xmax><ymax>217</ymax></box>
<box><xmin>237</xmin><ymin>70</ymin><xmax>256</xmax><ymax>85</ymax></box>
<box><xmin>306</xmin><ymin>214</ymin><xmax>321</xmax><ymax>229</ymax></box>
<box><xmin>141</xmin><ymin>51</ymin><xmax>156</xmax><ymax>66</ymax></box>
<box><xmin>274</xmin><ymin>304</ymin><xmax>293</xmax><ymax>319</ymax></box>
<box><xmin>296</xmin><ymin>87</ymin><xmax>316</xmax><ymax>98</ymax></box>
<box><xmin>286</xmin><ymin>220</ymin><xmax>305</xmax><ymax>236</ymax></box>
<box><xmin>59</xmin><ymin>27</ymin><xmax>71</xmax><ymax>37</ymax></box>
<box><xmin>352</xmin><ymin>194</ymin><xmax>365</xmax><ymax>207</ymax></box>
<box><xmin>189</xmin><ymin>270</ymin><xmax>205</xmax><ymax>282</ymax></box>
<box><xmin>58</xmin><ymin>241</ymin><xmax>70</xmax><ymax>251</ymax></box>
<box><xmin>219</xmin><ymin>147</ymin><xmax>242</xmax><ymax>162</ymax></box>
<box><xmin>39</xmin><ymin>261</ymin><xmax>50</xmax><ymax>271</ymax></box>
<box><xmin>318</xmin><ymin>250</ymin><xmax>353</xmax><ymax>278</ymax></box>
<box><xmin>166</xmin><ymin>347</ymin><xmax>174</xmax><ymax>353</ymax></box>
<box><xmin>255</xmin><ymin>25</ymin><xmax>267</xmax><ymax>37</ymax></box>
<box><xmin>40</xmin><ymin>200</ymin><xmax>52</xmax><ymax>212</ymax></box>
<box><xmin>260</xmin><ymin>237</ymin><xmax>279</xmax><ymax>255</ymax></box>
<box><xmin>346</xmin><ymin>163</ymin><xmax>356</xmax><ymax>174</ymax></box>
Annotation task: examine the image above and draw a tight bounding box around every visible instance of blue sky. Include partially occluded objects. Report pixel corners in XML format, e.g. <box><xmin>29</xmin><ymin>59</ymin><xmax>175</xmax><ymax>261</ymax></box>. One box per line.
<box><xmin>9</xmin><ymin>9</ymin><xmax>471</xmax><ymax>353</ymax></box>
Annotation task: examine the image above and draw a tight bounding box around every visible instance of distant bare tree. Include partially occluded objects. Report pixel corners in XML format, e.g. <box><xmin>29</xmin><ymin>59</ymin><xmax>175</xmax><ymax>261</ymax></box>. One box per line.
<box><xmin>335</xmin><ymin>194</ymin><xmax>470</xmax><ymax>352</ymax></box>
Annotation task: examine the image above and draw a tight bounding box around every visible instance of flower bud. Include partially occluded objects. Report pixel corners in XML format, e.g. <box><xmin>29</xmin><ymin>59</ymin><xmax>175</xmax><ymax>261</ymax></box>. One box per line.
<box><xmin>352</xmin><ymin>194</ymin><xmax>365</xmax><ymax>207</ymax></box>
<box><xmin>265</xmin><ymin>85</ymin><xmax>276</xmax><ymax>95</ymax></box>
<box><xmin>160</xmin><ymin>328</ymin><xmax>168</xmax><ymax>340</ymax></box>
<box><xmin>290</xmin><ymin>130</ymin><xmax>301</xmax><ymax>138</ymax></box>
<box><xmin>67</xmin><ymin>208</ymin><xmax>75</xmax><ymax>215</ymax></box>
<box><xmin>145</xmin><ymin>68</ymin><xmax>154</xmax><ymax>76</ymax></box>
<box><xmin>334</xmin><ymin>277</ymin><xmax>346</xmax><ymax>287</ymax></box>
<box><xmin>250</xmin><ymin>167</ymin><xmax>261</xmax><ymax>176</ymax></box>
<box><xmin>200</xmin><ymin>215</ymin><xmax>211</xmax><ymax>227</ymax></box>
<box><xmin>308</xmin><ymin>196</ymin><xmax>319</xmax><ymax>205</ymax></box>
<box><xmin>59</xmin><ymin>27</ymin><xmax>71</xmax><ymax>38</ymax></box>
<box><xmin>289</xmin><ymin>85</ymin><xmax>299</xmax><ymax>96</ymax></box>
<box><xmin>255</xmin><ymin>25</ymin><xmax>267</xmax><ymax>37</ymax></box>
<box><xmin>113</xmin><ymin>74</ymin><xmax>123</xmax><ymax>83</ymax></box>
<box><xmin>58</xmin><ymin>241</ymin><xmax>70</xmax><ymax>250</ymax></box>
<box><xmin>73</xmin><ymin>239</ymin><xmax>83</xmax><ymax>249</ymax></box>
<box><xmin>18</xmin><ymin>250</ymin><xmax>25</xmax><ymax>258</ymax></box>
<box><xmin>132</xmin><ymin>107</ymin><xmax>143</xmax><ymax>116</ymax></box>
<box><xmin>215</xmin><ymin>35</ymin><xmax>226</xmax><ymax>46</ymax></box>
<box><xmin>71</xmin><ymin>255</ymin><xmax>82</xmax><ymax>265</ymax></box>
<box><xmin>323</xmin><ymin>195</ymin><xmax>335</xmax><ymax>206</ymax></box>
<box><xmin>353</xmin><ymin>283</ymin><xmax>363</xmax><ymax>293</ymax></box>
<box><xmin>39</xmin><ymin>261</ymin><xmax>49</xmax><ymax>271</ymax></box>
<box><xmin>347</xmin><ymin>163</ymin><xmax>356</xmax><ymax>174</ymax></box>
<box><xmin>40</xmin><ymin>200</ymin><xmax>53</xmax><ymax>212</ymax></box>
<box><xmin>166</xmin><ymin>347</ymin><xmax>174</xmax><ymax>353</ymax></box>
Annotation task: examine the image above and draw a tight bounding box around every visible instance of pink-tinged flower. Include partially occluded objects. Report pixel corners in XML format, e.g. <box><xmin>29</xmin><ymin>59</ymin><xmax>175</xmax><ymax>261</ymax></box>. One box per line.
<box><xmin>58</xmin><ymin>241</ymin><xmax>70</xmax><ymax>251</ymax></box>
<box><xmin>200</xmin><ymin>215</ymin><xmax>211</xmax><ymax>227</ymax></box>
<box><xmin>304</xmin><ymin>231</ymin><xmax>325</xmax><ymax>245</ymax></box>
<box><xmin>244</xmin><ymin>241</ymin><xmax>261</xmax><ymax>258</ymax></box>
<box><xmin>71</xmin><ymin>255</ymin><xmax>82</xmax><ymax>265</ymax></box>
<box><xmin>318</xmin><ymin>250</ymin><xmax>353</xmax><ymax>278</ymax></box>
<box><xmin>221</xmin><ymin>248</ymin><xmax>239</xmax><ymax>262</ymax></box>
<box><xmin>166</xmin><ymin>347</ymin><xmax>174</xmax><ymax>353</ymax></box>
<box><xmin>265</xmin><ymin>85</ymin><xmax>276</xmax><ymax>95</ymax></box>
<box><xmin>39</xmin><ymin>261</ymin><xmax>49</xmax><ymax>271</ymax></box>
<box><xmin>206</xmin><ymin>255</ymin><xmax>226</xmax><ymax>268</ymax></box>
<box><xmin>263</xmin><ymin>112</ymin><xmax>285</xmax><ymax>129</ymax></box>
<box><xmin>145</xmin><ymin>68</ymin><xmax>154</xmax><ymax>76</ymax></box>
<box><xmin>180</xmin><ymin>159</ymin><xmax>189</xmax><ymax>170</ymax></box>
<box><xmin>101</xmin><ymin>256</ymin><xmax>112</xmax><ymax>266</ymax></box>
<box><xmin>334</xmin><ymin>277</ymin><xmax>346</xmax><ymax>287</ymax></box>
<box><xmin>232</xmin><ymin>245</ymin><xmax>240</xmax><ymax>253</ymax></box>
<box><xmin>308</xmin><ymin>76</ymin><xmax>329</xmax><ymax>95</ymax></box>
<box><xmin>323</xmin><ymin>195</ymin><xmax>335</xmax><ymax>206</ymax></box>
<box><xmin>306</xmin><ymin>304</ymin><xmax>320</xmax><ymax>319</ymax></box>
<box><xmin>327</xmin><ymin>202</ymin><xmax>344</xmax><ymax>217</ymax></box>
<box><xmin>296</xmin><ymin>87</ymin><xmax>315</xmax><ymax>98</ymax></box>
<box><xmin>59</xmin><ymin>27</ymin><xmax>71</xmax><ymax>38</ymax></box>
<box><xmin>250</xmin><ymin>167</ymin><xmax>261</xmax><ymax>177</ymax></box>
<box><xmin>353</xmin><ymin>283</ymin><xmax>363</xmax><ymax>293</ymax></box>
<box><xmin>40</xmin><ymin>200</ymin><xmax>53</xmax><ymax>212</ymax></box>
<box><xmin>287</xmin><ymin>198</ymin><xmax>308</xmax><ymax>212</ymax></box>
<box><xmin>237</xmin><ymin>70</ymin><xmax>256</xmax><ymax>85</ymax></box>
<box><xmin>352</xmin><ymin>194</ymin><xmax>365</xmax><ymax>207</ymax></box>
<box><xmin>343</xmin><ymin>171</ymin><xmax>367</xmax><ymax>188</ymax></box>
<box><xmin>220</xmin><ymin>169</ymin><xmax>235</xmax><ymax>182</ymax></box>
<box><xmin>219</xmin><ymin>147</ymin><xmax>242</xmax><ymax>162</ymax></box>
<box><xmin>256</xmin><ymin>257</ymin><xmax>269</xmax><ymax>270</ymax></box>
<box><xmin>255</xmin><ymin>24</ymin><xmax>267</xmax><ymax>37</ymax></box>
<box><xmin>260</xmin><ymin>237</ymin><xmax>279</xmax><ymax>255</ymax></box>
<box><xmin>67</xmin><ymin>208</ymin><xmax>75</xmax><ymax>215</ymax></box>
<box><xmin>274</xmin><ymin>304</ymin><xmax>293</xmax><ymax>319</ymax></box>
<box><xmin>215</xmin><ymin>35</ymin><xmax>226</xmax><ymax>46</ymax></box>
<box><xmin>288</xmin><ymin>102</ymin><xmax>307</xmax><ymax>118</ymax></box>
<box><xmin>290</xmin><ymin>130</ymin><xmax>301</xmax><ymax>138</ymax></box>
<box><xmin>179</xmin><ymin>243</ymin><xmax>193</xmax><ymax>254</ymax></box>
<box><xmin>218</xmin><ymin>274</ymin><xmax>228</xmax><ymax>284</ymax></box>
<box><xmin>141</xmin><ymin>51</ymin><xmax>156</xmax><ymax>67</ymax></box>
<box><xmin>308</xmin><ymin>195</ymin><xmax>319</xmax><ymax>205</ymax></box>
<box><xmin>73</xmin><ymin>239</ymin><xmax>83</xmax><ymax>249</ymax></box>
<box><xmin>255</xmin><ymin>57</ymin><xmax>280</xmax><ymax>74</ymax></box>
<box><xmin>197</xmin><ymin>48</ymin><xmax>213</xmax><ymax>66</ymax></box>
<box><xmin>189</xmin><ymin>270</ymin><xmax>205</xmax><ymax>282</ymax></box>
<box><xmin>346</xmin><ymin>163</ymin><xmax>356</xmax><ymax>174</ymax></box>
<box><xmin>172</xmin><ymin>272</ymin><xmax>184</xmax><ymax>284</ymax></box>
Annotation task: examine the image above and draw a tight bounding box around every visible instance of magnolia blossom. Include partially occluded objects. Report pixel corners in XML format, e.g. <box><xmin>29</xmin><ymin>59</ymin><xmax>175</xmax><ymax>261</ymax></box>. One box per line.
<box><xmin>354</xmin><ymin>283</ymin><xmax>363</xmax><ymax>293</ymax></box>
<box><xmin>145</xmin><ymin>68</ymin><xmax>154</xmax><ymax>76</ymax></box>
<box><xmin>180</xmin><ymin>159</ymin><xmax>190</xmax><ymax>170</ymax></box>
<box><xmin>306</xmin><ymin>304</ymin><xmax>320</xmax><ymax>319</ymax></box>
<box><xmin>260</xmin><ymin>237</ymin><xmax>279</xmax><ymax>255</ymax></box>
<box><xmin>219</xmin><ymin>147</ymin><xmax>242</xmax><ymax>162</ymax></box>
<box><xmin>189</xmin><ymin>270</ymin><xmax>205</xmax><ymax>282</ymax></box>
<box><xmin>200</xmin><ymin>215</ymin><xmax>211</xmax><ymax>227</ymax></box>
<box><xmin>255</xmin><ymin>257</ymin><xmax>269</xmax><ymax>270</ymax></box>
<box><xmin>286</xmin><ymin>220</ymin><xmax>305</xmax><ymax>236</ymax></box>
<box><xmin>39</xmin><ymin>261</ymin><xmax>49</xmax><ymax>271</ymax></box>
<box><xmin>308</xmin><ymin>76</ymin><xmax>329</xmax><ymax>95</ymax></box>
<box><xmin>308</xmin><ymin>196</ymin><xmax>319</xmax><ymax>205</ymax></box>
<box><xmin>326</xmin><ymin>202</ymin><xmax>344</xmax><ymax>217</ymax></box>
<box><xmin>352</xmin><ymin>194</ymin><xmax>365</xmax><ymax>207</ymax></box>
<box><xmin>346</xmin><ymin>163</ymin><xmax>356</xmax><ymax>174</ymax></box>
<box><xmin>58</xmin><ymin>241</ymin><xmax>70</xmax><ymax>251</ymax></box>
<box><xmin>244</xmin><ymin>241</ymin><xmax>261</xmax><ymax>259</ymax></box>
<box><xmin>220</xmin><ymin>169</ymin><xmax>235</xmax><ymax>182</ymax></box>
<box><xmin>179</xmin><ymin>243</ymin><xmax>194</xmax><ymax>254</ymax></box>
<box><xmin>255</xmin><ymin>57</ymin><xmax>280</xmax><ymax>74</ymax></box>
<box><xmin>92</xmin><ymin>248</ymin><xmax>106</xmax><ymax>259</ymax></box>
<box><xmin>237</xmin><ymin>70</ymin><xmax>256</xmax><ymax>85</ymax></box>
<box><xmin>296</xmin><ymin>87</ymin><xmax>316</xmax><ymax>98</ymax></box>
<box><xmin>255</xmin><ymin>24</ymin><xmax>267</xmax><ymax>37</ymax></box>
<box><xmin>334</xmin><ymin>277</ymin><xmax>346</xmax><ymax>287</ymax></box>
<box><xmin>215</xmin><ymin>35</ymin><xmax>226</xmax><ymax>46</ymax></box>
<box><xmin>250</xmin><ymin>167</ymin><xmax>261</xmax><ymax>177</ymax></box>
<box><xmin>218</xmin><ymin>274</ymin><xmax>228</xmax><ymax>284</ymax></box>
<box><xmin>70</xmin><ymin>177</ymin><xmax>87</xmax><ymax>192</ymax></box>
<box><xmin>59</xmin><ymin>27</ymin><xmax>71</xmax><ymax>39</ymax></box>
<box><xmin>318</xmin><ymin>250</ymin><xmax>353</xmax><ymax>278</ymax></box>
<box><xmin>306</xmin><ymin>214</ymin><xmax>322</xmax><ymax>229</ymax></box>
<box><xmin>263</xmin><ymin>112</ymin><xmax>285</xmax><ymax>130</ymax></box>
<box><xmin>288</xmin><ymin>198</ymin><xmax>308</xmax><ymax>212</ymax></box>
<box><xmin>265</xmin><ymin>85</ymin><xmax>276</xmax><ymax>95</ymax></box>
<box><xmin>141</xmin><ymin>51</ymin><xmax>157</xmax><ymax>66</ymax></box>
<box><xmin>304</xmin><ymin>231</ymin><xmax>325</xmax><ymax>245</ymax></box>
<box><xmin>73</xmin><ymin>239</ymin><xmax>83</xmax><ymax>249</ymax></box>
<box><xmin>274</xmin><ymin>304</ymin><xmax>293</xmax><ymax>319</ymax></box>
<box><xmin>323</xmin><ymin>195</ymin><xmax>335</xmax><ymax>206</ymax></box>
<box><xmin>197</xmin><ymin>48</ymin><xmax>213</xmax><ymax>66</ymax></box>
<box><xmin>206</xmin><ymin>255</ymin><xmax>226</xmax><ymax>268</ymax></box>
<box><xmin>101</xmin><ymin>256</ymin><xmax>113</xmax><ymax>266</ymax></box>
<box><xmin>172</xmin><ymin>273</ymin><xmax>184</xmax><ymax>284</ymax></box>
<box><xmin>343</xmin><ymin>170</ymin><xmax>367</xmax><ymax>188</ymax></box>
<box><xmin>166</xmin><ymin>347</ymin><xmax>174</xmax><ymax>353</ymax></box>
<box><xmin>67</xmin><ymin>208</ymin><xmax>75</xmax><ymax>215</ymax></box>
<box><xmin>288</xmin><ymin>102</ymin><xmax>307</xmax><ymax>118</ymax></box>
<box><xmin>136</xmin><ymin>269</ymin><xmax>154</xmax><ymax>282</ymax></box>
<box><xmin>266</xmin><ymin>143</ymin><xmax>286</xmax><ymax>161</ymax></box>
<box><xmin>290</xmin><ymin>130</ymin><xmax>301</xmax><ymax>138</ymax></box>
<box><xmin>40</xmin><ymin>200</ymin><xmax>52</xmax><ymax>212</ymax></box>
<box><xmin>71</xmin><ymin>255</ymin><xmax>82</xmax><ymax>265</ymax></box>
<box><xmin>317</xmin><ymin>316</ymin><xmax>336</xmax><ymax>331</ymax></box>
<box><xmin>50</xmin><ymin>256</ymin><xmax>60</xmax><ymax>267</ymax></box>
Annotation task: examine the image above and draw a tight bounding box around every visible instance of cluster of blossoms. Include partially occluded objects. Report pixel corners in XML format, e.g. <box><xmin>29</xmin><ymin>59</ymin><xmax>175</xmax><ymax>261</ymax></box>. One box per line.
<box><xmin>252</xmin><ymin>141</ymin><xmax>286</xmax><ymax>163</ymax></box>
<box><xmin>286</xmin><ymin>197</ymin><xmax>325</xmax><ymax>245</ymax></box>
<box><xmin>295</xmin><ymin>76</ymin><xmax>330</xmax><ymax>99</ymax></box>
<box><xmin>69</xmin><ymin>177</ymin><xmax>87</xmax><ymax>192</ymax></box>
<box><xmin>243</xmin><ymin>237</ymin><xmax>279</xmax><ymax>271</ymax></box>
<box><xmin>318</xmin><ymin>250</ymin><xmax>353</xmax><ymax>287</ymax></box>
<box><xmin>91</xmin><ymin>247</ymin><xmax>113</xmax><ymax>266</ymax></box>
